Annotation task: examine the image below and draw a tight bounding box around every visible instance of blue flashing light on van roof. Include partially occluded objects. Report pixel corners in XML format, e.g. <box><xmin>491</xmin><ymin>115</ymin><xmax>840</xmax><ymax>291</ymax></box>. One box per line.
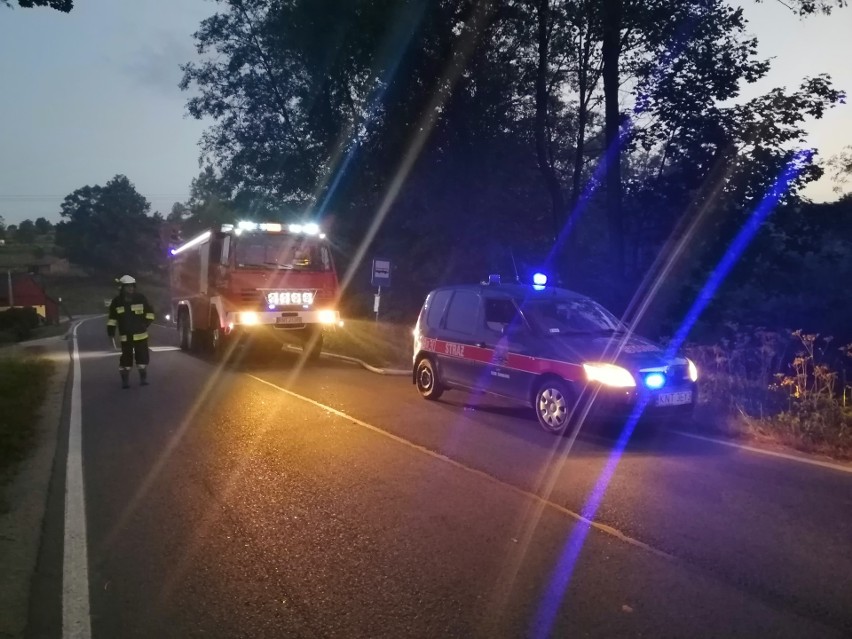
<box><xmin>533</xmin><ymin>272</ymin><xmax>548</xmax><ymax>286</ymax></box>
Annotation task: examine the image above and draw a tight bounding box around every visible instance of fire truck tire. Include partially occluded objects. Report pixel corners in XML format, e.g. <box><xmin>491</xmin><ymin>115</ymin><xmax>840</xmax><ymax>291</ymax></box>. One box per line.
<box><xmin>208</xmin><ymin>312</ymin><xmax>228</xmax><ymax>360</ymax></box>
<box><xmin>302</xmin><ymin>328</ymin><xmax>323</xmax><ymax>361</ymax></box>
<box><xmin>178</xmin><ymin>310</ymin><xmax>191</xmax><ymax>351</ymax></box>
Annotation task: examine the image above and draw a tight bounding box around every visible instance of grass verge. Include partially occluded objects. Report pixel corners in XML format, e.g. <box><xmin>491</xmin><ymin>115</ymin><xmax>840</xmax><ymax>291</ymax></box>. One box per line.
<box><xmin>0</xmin><ymin>355</ymin><xmax>55</xmax><ymax>493</ymax></box>
<box><xmin>323</xmin><ymin>319</ymin><xmax>413</xmax><ymax>370</ymax></box>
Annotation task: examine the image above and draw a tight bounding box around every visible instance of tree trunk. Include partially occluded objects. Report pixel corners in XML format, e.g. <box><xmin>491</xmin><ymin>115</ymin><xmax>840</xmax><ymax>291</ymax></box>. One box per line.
<box><xmin>570</xmin><ymin>28</ymin><xmax>592</xmax><ymax>211</ymax></box>
<box><xmin>534</xmin><ymin>0</ymin><xmax>565</xmax><ymax>243</ymax></box>
<box><xmin>602</xmin><ymin>0</ymin><xmax>624</xmax><ymax>281</ymax></box>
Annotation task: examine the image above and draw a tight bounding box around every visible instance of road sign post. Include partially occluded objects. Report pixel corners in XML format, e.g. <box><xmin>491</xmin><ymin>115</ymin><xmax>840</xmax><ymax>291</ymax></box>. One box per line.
<box><xmin>371</xmin><ymin>258</ymin><xmax>391</xmax><ymax>322</ymax></box>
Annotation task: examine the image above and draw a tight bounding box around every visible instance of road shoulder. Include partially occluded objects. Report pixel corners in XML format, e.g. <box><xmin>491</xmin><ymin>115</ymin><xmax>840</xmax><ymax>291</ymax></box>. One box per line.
<box><xmin>0</xmin><ymin>335</ymin><xmax>70</xmax><ymax>639</ymax></box>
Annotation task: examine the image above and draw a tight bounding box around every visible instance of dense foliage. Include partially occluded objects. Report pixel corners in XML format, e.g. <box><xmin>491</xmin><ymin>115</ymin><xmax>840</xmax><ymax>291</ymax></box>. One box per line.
<box><xmin>179</xmin><ymin>0</ymin><xmax>846</xmax><ymax>328</ymax></box>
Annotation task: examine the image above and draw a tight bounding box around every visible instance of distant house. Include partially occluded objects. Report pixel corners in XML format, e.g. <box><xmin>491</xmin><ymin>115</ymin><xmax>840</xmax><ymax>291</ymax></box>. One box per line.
<box><xmin>26</xmin><ymin>257</ymin><xmax>75</xmax><ymax>275</ymax></box>
<box><xmin>0</xmin><ymin>273</ymin><xmax>60</xmax><ymax>324</ymax></box>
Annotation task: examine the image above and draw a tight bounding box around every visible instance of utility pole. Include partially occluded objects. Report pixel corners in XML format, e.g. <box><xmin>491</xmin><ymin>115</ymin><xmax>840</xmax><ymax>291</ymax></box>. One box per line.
<box><xmin>6</xmin><ymin>270</ymin><xmax>12</xmax><ymax>307</ymax></box>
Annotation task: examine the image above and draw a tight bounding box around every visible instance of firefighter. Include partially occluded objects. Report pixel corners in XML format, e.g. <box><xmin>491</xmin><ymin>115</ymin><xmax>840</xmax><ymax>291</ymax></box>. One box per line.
<box><xmin>106</xmin><ymin>275</ymin><xmax>155</xmax><ymax>388</ymax></box>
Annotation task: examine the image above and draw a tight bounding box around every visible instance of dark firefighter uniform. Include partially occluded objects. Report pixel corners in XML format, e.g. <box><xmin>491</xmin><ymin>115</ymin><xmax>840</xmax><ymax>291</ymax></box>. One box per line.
<box><xmin>107</xmin><ymin>290</ymin><xmax>155</xmax><ymax>388</ymax></box>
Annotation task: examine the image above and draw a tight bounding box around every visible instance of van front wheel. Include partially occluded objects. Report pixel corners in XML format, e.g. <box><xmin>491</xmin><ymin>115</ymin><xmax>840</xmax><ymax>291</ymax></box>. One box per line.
<box><xmin>535</xmin><ymin>378</ymin><xmax>577</xmax><ymax>435</ymax></box>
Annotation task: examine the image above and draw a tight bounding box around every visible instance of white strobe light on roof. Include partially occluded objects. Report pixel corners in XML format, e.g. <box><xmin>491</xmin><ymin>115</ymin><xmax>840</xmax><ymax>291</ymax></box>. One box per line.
<box><xmin>170</xmin><ymin>230</ymin><xmax>211</xmax><ymax>255</ymax></box>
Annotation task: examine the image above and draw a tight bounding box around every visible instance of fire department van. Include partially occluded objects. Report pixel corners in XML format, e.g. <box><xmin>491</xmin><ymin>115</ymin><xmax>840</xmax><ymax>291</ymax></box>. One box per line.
<box><xmin>412</xmin><ymin>274</ymin><xmax>698</xmax><ymax>434</ymax></box>
<box><xmin>169</xmin><ymin>221</ymin><xmax>341</xmax><ymax>360</ymax></box>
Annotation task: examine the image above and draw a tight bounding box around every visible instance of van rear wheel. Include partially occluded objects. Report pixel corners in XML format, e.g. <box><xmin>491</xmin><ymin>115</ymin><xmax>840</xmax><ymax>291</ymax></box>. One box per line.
<box><xmin>415</xmin><ymin>357</ymin><xmax>444</xmax><ymax>400</ymax></box>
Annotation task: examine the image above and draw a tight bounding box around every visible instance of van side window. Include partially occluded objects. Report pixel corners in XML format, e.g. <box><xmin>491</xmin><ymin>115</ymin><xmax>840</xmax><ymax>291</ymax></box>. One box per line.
<box><xmin>484</xmin><ymin>298</ymin><xmax>519</xmax><ymax>333</ymax></box>
<box><xmin>426</xmin><ymin>290</ymin><xmax>452</xmax><ymax>328</ymax></box>
<box><xmin>445</xmin><ymin>291</ymin><xmax>480</xmax><ymax>334</ymax></box>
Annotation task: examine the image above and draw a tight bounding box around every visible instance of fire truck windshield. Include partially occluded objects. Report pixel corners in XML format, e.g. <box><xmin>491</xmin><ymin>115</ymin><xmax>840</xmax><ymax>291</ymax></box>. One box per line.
<box><xmin>234</xmin><ymin>234</ymin><xmax>332</xmax><ymax>271</ymax></box>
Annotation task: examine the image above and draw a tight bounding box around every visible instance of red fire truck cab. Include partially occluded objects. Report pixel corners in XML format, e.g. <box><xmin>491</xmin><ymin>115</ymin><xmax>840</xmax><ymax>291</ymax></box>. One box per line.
<box><xmin>169</xmin><ymin>221</ymin><xmax>340</xmax><ymax>359</ymax></box>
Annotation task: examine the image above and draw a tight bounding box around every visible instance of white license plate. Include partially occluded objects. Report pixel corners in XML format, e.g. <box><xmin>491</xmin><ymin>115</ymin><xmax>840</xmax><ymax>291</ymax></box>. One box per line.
<box><xmin>656</xmin><ymin>391</ymin><xmax>693</xmax><ymax>407</ymax></box>
<box><xmin>275</xmin><ymin>316</ymin><xmax>303</xmax><ymax>325</ymax></box>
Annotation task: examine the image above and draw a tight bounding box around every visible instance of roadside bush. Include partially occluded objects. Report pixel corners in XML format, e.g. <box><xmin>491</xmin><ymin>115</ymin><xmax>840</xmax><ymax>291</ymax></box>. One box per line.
<box><xmin>685</xmin><ymin>327</ymin><xmax>852</xmax><ymax>458</ymax></box>
<box><xmin>0</xmin><ymin>307</ymin><xmax>41</xmax><ymax>342</ymax></box>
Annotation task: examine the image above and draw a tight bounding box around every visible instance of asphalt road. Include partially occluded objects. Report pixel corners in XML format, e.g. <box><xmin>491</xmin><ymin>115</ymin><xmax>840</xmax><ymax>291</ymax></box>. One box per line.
<box><xmin>31</xmin><ymin>319</ymin><xmax>852</xmax><ymax>638</ymax></box>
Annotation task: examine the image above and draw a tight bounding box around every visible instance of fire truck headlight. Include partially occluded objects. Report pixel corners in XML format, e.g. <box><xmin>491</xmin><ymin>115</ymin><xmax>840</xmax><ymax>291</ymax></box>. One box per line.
<box><xmin>318</xmin><ymin>309</ymin><xmax>337</xmax><ymax>325</ymax></box>
<box><xmin>240</xmin><ymin>311</ymin><xmax>260</xmax><ymax>326</ymax></box>
<box><xmin>303</xmin><ymin>223</ymin><xmax>320</xmax><ymax>235</ymax></box>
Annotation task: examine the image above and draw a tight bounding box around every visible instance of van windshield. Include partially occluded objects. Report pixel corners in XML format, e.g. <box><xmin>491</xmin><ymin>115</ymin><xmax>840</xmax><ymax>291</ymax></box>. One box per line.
<box><xmin>233</xmin><ymin>235</ymin><xmax>332</xmax><ymax>271</ymax></box>
<box><xmin>522</xmin><ymin>298</ymin><xmax>622</xmax><ymax>335</ymax></box>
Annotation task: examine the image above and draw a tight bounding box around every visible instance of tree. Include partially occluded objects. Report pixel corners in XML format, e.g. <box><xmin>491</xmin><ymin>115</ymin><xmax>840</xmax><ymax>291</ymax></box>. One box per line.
<box><xmin>2</xmin><ymin>0</ymin><xmax>73</xmax><ymax>10</ymax></box>
<box><xmin>16</xmin><ymin>219</ymin><xmax>37</xmax><ymax>243</ymax></box>
<box><xmin>829</xmin><ymin>144</ymin><xmax>852</xmax><ymax>195</ymax></box>
<box><xmin>54</xmin><ymin>175</ymin><xmax>163</xmax><ymax>276</ymax></box>
<box><xmin>178</xmin><ymin>166</ymin><xmax>237</xmax><ymax>237</ymax></box>
<box><xmin>182</xmin><ymin>0</ymin><xmax>845</xmax><ymax>319</ymax></box>
<box><xmin>34</xmin><ymin>217</ymin><xmax>52</xmax><ymax>234</ymax></box>
<box><xmin>755</xmin><ymin>0</ymin><xmax>847</xmax><ymax>15</ymax></box>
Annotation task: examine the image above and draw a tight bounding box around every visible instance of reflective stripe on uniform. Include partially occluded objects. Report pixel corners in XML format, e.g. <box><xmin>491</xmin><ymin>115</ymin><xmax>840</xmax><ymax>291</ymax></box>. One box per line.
<box><xmin>133</xmin><ymin>332</ymin><xmax>148</xmax><ymax>341</ymax></box>
<box><xmin>131</xmin><ymin>304</ymin><xmax>144</xmax><ymax>314</ymax></box>
<box><xmin>107</xmin><ymin>319</ymin><xmax>117</xmax><ymax>326</ymax></box>
<box><xmin>120</xmin><ymin>335</ymin><xmax>128</xmax><ymax>342</ymax></box>
<box><xmin>116</xmin><ymin>307</ymin><xmax>125</xmax><ymax>314</ymax></box>
<box><xmin>145</xmin><ymin>313</ymin><xmax>155</xmax><ymax>320</ymax></box>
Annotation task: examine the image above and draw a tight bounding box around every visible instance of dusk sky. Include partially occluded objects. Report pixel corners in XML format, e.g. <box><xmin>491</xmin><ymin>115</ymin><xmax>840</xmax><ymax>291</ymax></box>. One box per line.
<box><xmin>0</xmin><ymin>0</ymin><xmax>850</xmax><ymax>226</ymax></box>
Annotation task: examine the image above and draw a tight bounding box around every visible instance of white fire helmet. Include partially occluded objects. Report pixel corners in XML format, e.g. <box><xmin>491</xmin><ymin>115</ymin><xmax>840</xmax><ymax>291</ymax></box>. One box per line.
<box><xmin>118</xmin><ymin>275</ymin><xmax>136</xmax><ymax>285</ymax></box>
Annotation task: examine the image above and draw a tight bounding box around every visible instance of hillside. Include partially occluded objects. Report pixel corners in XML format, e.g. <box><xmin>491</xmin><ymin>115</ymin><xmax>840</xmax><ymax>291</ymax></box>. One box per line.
<box><xmin>1</xmin><ymin>237</ymin><xmax>169</xmax><ymax>318</ymax></box>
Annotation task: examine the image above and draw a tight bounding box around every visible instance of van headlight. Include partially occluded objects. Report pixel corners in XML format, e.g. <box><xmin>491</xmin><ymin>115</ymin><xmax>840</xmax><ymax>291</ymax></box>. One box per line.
<box><xmin>687</xmin><ymin>358</ymin><xmax>699</xmax><ymax>382</ymax></box>
<box><xmin>583</xmin><ymin>362</ymin><xmax>636</xmax><ymax>388</ymax></box>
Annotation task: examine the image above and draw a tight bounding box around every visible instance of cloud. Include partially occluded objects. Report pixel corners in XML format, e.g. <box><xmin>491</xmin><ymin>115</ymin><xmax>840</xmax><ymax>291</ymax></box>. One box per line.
<box><xmin>124</xmin><ymin>31</ymin><xmax>194</xmax><ymax>98</ymax></box>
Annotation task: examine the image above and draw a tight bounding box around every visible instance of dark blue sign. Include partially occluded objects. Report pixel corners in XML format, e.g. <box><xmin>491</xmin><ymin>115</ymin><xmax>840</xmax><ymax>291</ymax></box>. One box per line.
<box><xmin>371</xmin><ymin>258</ymin><xmax>391</xmax><ymax>287</ymax></box>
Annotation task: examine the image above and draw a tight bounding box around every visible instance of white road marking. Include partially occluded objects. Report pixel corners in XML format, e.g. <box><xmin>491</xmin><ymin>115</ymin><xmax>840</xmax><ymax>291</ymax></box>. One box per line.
<box><xmin>668</xmin><ymin>429</ymin><xmax>852</xmax><ymax>475</ymax></box>
<box><xmin>84</xmin><ymin>346</ymin><xmax>181</xmax><ymax>358</ymax></box>
<box><xmin>247</xmin><ymin>374</ymin><xmax>673</xmax><ymax>560</ymax></box>
<box><xmin>64</xmin><ymin>320</ymin><xmax>92</xmax><ymax>638</ymax></box>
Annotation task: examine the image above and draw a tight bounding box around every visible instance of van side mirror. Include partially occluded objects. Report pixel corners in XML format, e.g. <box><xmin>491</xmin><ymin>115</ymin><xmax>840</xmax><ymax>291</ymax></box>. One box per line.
<box><xmin>502</xmin><ymin>323</ymin><xmax>527</xmax><ymax>337</ymax></box>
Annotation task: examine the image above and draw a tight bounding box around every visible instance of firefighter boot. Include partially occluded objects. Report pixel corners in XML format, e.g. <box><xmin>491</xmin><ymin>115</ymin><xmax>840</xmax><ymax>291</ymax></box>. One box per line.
<box><xmin>120</xmin><ymin>369</ymin><xmax>130</xmax><ymax>389</ymax></box>
<box><xmin>139</xmin><ymin>367</ymin><xmax>149</xmax><ymax>386</ymax></box>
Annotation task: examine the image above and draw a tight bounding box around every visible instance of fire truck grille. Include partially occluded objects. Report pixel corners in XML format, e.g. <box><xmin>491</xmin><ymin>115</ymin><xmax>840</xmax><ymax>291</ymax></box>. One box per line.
<box><xmin>240</xmin><ymin>289</ymin><xmax>262</xmax><ymax>303</ymax></box>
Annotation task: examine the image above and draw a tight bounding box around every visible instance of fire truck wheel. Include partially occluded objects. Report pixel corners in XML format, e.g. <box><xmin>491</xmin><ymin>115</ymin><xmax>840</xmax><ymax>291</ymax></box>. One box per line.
<box><xmin>208</xmin><ymin>312</ymin><xmax>227</xmax><ymax>360</ymax></box>
<box><xmin>178</xmin><ymin>311</ymin><xmax>191</xmax><ymax>351</ymax></box>
<box><xmin>303</xmin><ymin>328</ymin><xmax>323</xmax><ymax>361</ymax></box>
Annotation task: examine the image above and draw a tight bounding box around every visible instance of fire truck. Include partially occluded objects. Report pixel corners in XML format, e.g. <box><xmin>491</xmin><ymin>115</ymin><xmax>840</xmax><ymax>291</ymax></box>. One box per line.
<box><xmin>168</xmin><ymin>221</ymin><xmax>341</xmax><ymax>359</ymax></box>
